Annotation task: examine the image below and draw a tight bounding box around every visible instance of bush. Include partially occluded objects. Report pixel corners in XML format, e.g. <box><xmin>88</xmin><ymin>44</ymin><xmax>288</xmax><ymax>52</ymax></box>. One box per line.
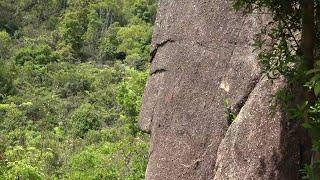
<box><xmin>14</xmin><ymin>44</ymin><xmax>59</xmax><ymax>65</ymax></box>
<box><xmin>0</xmin><ymin>59</ymin><xmax>15</xmax><ymax>101</ymax></box>
<box><xmin>0</xmin><ymin>30</ymin><xmax>11</xmax><ymax>58</ymax></box>
<box><xmin>70</xmin><ymin>103</ymin><xmax>102</xmax><ymax>137</ymax></box>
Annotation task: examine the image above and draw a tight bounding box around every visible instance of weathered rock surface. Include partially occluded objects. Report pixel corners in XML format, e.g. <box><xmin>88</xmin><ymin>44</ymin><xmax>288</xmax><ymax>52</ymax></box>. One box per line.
<box><xmin>214</xmin><ymin>77</ymin><xmax>299</xmax><ymax>180</ymax></box>
<box><xmin>139</xmin><ymin>0</ymin><xmax>300</xmax><ymax>179</ymax></box>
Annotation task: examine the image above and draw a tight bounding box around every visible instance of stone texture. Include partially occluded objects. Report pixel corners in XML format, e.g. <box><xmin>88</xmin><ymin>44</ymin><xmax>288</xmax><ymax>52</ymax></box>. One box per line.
<box><xmin>139</xmin><ymin>0</ymin><xmax>300</xmax><ymax>179</ymax></box>
<box><xmin>213</xmin><ymin>77</ymin><xmax>299</xmax><ymax>180</ymax></box>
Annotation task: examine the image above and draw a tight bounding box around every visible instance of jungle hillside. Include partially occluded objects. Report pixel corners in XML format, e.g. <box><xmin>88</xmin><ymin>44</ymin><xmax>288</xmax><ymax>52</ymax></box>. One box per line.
<box><xmin>0</xmin><ymin>0</ymin><xmax>157</xmax><ymax>179</ymax></box>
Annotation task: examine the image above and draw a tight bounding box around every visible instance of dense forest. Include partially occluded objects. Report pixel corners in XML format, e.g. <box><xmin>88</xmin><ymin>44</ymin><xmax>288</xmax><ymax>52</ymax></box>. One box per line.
<box><xmin>0</xmin><ymin>0</ymin><xmax>157</xmax><ymax>179</ymax></box>
<box><xmin>3</xmin><ymin>0</ymin><xmax>320</xmax><ymax>179</ymax></box>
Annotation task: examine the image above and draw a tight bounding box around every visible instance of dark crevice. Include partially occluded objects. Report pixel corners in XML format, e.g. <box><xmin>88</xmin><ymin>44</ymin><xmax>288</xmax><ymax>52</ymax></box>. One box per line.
<box><xmin>234</xmin><ymin>76</ymin><xmax>260</xmax><ymax>112</ymax></box>
<box><xmin>228</xmin><ymin>76</ymin><xmax>261</xmax><ymax>126</ymax></box>
<box><xmin>150</xmin><ymin>39</ymin><xmax>175</xmax><ymax>63</ymax></box>
<box><xmin>150</xmin><ymin>68</ymin><xmax>167</xmax><ymax>76</ymax></box>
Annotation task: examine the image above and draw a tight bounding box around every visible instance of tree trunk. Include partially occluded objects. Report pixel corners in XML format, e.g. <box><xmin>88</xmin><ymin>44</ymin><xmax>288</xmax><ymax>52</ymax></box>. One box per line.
<box><xmin>316</xmin><ymin>1</ymin><xmax>320</xmax><ymax>59</ymax></box>
<box><xmin>301</xmin><ymin>0</ymin><xmax>315</xmax><ymax>69</ymax></box>
<box><xmin>301</xmin><ymin>0</ymin><xmax>318</xmax><ymax>177</ymax></box>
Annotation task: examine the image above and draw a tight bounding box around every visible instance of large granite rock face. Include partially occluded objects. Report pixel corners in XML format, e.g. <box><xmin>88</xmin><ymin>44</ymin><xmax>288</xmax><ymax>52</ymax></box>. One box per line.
<box><xmin>139</xmin><ymin>0</ymin><xmax>300</xmax><ymax>179</ymax></box>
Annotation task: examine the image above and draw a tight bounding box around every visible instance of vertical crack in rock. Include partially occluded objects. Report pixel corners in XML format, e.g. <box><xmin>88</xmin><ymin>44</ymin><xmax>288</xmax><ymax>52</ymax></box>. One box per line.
<box><xmin>228</xmin><ymin>76</ymin><xmax>261</xmax><ymax>126</ymax></box>
<box><xmin>150</xmin><ymin>39</ymin><xmax>176</xmax><ymax>63</ymax></box>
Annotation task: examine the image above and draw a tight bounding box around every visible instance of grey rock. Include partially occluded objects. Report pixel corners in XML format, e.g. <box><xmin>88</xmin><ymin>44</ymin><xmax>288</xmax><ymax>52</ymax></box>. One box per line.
<box><xmin>139</xmin><ymin>0</ymin><xmax>300</xmax><ymax>179</ymax></box>
<box><xmin>213</xmin><ymin>77</ymin><xmax>299</xmax><ymax>180</ymax></box>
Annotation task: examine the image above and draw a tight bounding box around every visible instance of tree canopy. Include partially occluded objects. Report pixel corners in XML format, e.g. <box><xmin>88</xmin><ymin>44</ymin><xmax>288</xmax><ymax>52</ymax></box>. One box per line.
<box><xmin>0</xmin><ymin>0</ymin><xmax>157</xmax><ymax>179</ymax></box>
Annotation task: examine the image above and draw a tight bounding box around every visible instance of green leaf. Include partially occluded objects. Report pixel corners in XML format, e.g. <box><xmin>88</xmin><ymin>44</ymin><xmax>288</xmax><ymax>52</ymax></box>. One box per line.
<box><xmin>306</xmin><ymin>69</ymin><xmax>320</xmax><ymax>75</ymax></box>
<box><xmin>302</xmin><ymin>123</ymin><xmax>313</xmax><ymax>129</ymax></box>
<box><xmin>315</xmin><ymin>83</ymin><xmax>320</xmax><ymax>97</ymax></box>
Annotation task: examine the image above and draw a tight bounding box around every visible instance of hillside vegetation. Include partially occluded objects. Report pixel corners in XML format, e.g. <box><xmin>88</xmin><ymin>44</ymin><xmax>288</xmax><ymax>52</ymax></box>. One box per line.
<box><xmin>0</xmin><ymin>0</ymin><xmax>157</xmax><ymax>179</ymax></box>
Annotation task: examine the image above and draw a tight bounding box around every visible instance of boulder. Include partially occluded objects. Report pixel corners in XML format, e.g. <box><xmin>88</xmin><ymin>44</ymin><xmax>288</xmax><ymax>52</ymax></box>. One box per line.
<box><xmin>139</xmin><ymin>0</ymin><xmax>300</xmax><ymax>179</ymax></box>
<box><xmin>213</xmin><ymin>77</ymin><xmax>300</xmax><ymax>180</ymax></box>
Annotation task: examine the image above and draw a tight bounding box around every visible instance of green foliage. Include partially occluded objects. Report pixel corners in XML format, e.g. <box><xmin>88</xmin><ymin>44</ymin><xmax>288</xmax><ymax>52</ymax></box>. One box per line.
<box><xmin>66</xmin><ymin>137</ymin><xmax>149</xmax><ymax>180</ymax></box>
<box><xmin>0</xmin><ymin>0</ymin><xmax>158</xmax><ymax>179</ymax></box>
<box><xmin>275</xmin><ymin>89</ymin><xmax>308</xmax><ymax>120</ymax></box>
<box><xmin>70</xmin><ymin>103</ymin><xmax>103</xmax><ymax>137</ymax></box>
<box><xmin>117</xmin><ymin>68</ymin><xmax>148</xmax><ymax>134</ymax></box>
<box><xmin>300</xmin><ymin>164</ymin><xmax>318</xmax><ymax>180</ymax></box>
<box><xmin>3</xmin><ymin>146</ymin><xmax>46</xmax><ymax>180</ymax></box>
<box><xmin>132</xmin><ymin>0</ymin><xmax>158</xmax><ymax>23</ymax></box>
<box><xmin>99</xmin><ymin>23</ymin><xmax>122</xmax><ymax>62</ymax></box>
<box><xmin>117</xmin><ymin>19</ymin><xmax>153</xmax><ymax>69</ymax></box>
<box><xmin>223</xmin><ymin>99</ymin><xmax>237</xmax><ymax>124</ymax></box>
<box><xmin>84</xmin><ymin>0</ymin><xmax>122</xmax><ymax>49</ymax></box>
<box><xmin>59</xmin><ymin>11</ymin><xmax>87</xmax><ymax>55</ymax></box>
<box><xmin>0</xmin><ymin>30</ymin><xmax>11</xmax><ymax>59</ymax></box>
<box><xmin>0</xmin><ymin>59</ymin><xmax>15</xmax><ymax>101</ymax></box>
<box><xmin>14</xmin><ymin>44</ymin><xmax>59</xmax><ymax>65</ymax></box>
